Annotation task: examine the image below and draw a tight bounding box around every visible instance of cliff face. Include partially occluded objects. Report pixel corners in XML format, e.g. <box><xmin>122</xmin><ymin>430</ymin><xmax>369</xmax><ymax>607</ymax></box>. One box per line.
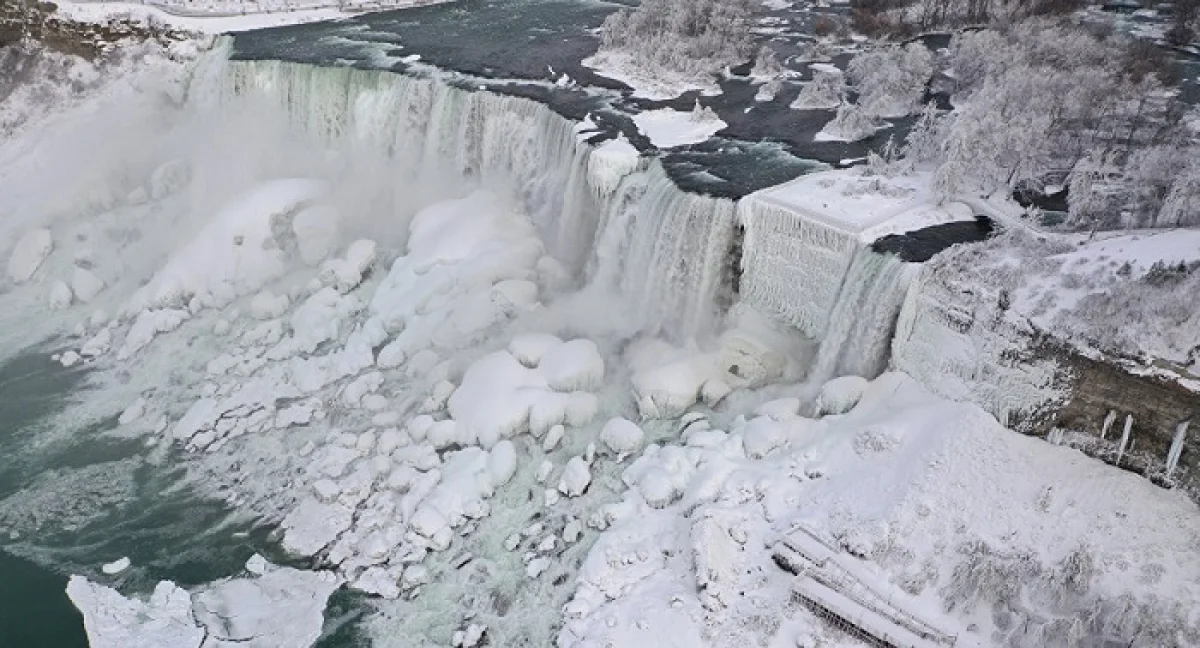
<box><xmin>1051</xmin><ymin>350</ymin><xmax>1198</xmax><ymax>497</ymax></box>
<box><xmin>893</xmin><ymin>259</ymin><xmax>1200</xmax><ymax>501</ymax></box>
<box><xmin>0</xmin><ymin>0</ymin><xmax>188</xmax><ymax>58</ymax></box>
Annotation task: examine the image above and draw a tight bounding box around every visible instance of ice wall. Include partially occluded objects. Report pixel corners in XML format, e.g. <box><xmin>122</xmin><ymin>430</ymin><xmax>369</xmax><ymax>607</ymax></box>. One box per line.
<box><xmin>736</xmin><ymin>196</ymin><xmax>917</xmax><ymax>381</ymax></box>
<box><xmin>890</xmin><ymin>264</ymin><xmax>1068</xmax><ymax>429</ymax></box>
<box><xmin>212</xmin><ymin>52</ymin><xmax>736</xmax><ymax>342</ymax></box>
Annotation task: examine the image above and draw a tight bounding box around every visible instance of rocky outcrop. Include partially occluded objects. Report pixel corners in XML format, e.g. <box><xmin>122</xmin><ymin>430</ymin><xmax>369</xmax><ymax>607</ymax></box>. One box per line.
<box><xmin>0</xmin><ymin>0</ymin><xmax>189</xmax><ymax>58</ymax></box>
<box><xmin>1048</xmin><ymin>348</ymin><xmax>1198</xmax><ymax>497</ymax></box>
<box><xmin>893</xmin><ymin>260</ymin><xmax>1200</xmax><ymax>501</ymax></box>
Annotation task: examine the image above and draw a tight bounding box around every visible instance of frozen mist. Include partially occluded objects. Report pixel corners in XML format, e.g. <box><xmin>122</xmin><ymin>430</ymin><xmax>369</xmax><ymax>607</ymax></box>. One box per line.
<box><xmin>1</xmin><ymin>34</ymin><xmax>1198</xmax><ymax>648</ymax></box>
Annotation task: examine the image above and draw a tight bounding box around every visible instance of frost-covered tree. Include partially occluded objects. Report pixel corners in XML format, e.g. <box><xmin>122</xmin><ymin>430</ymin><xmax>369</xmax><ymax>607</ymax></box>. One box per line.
<box><xmin>750</xmin><ymin>46</ymin><xmax>785</xmax><ymax>81</ymax></box>
<box><xmin>901</xmin><ymin>101</ymin><xmax>948</xmax><ymax>164</ymax></box>
<box><xmin>846</xmin><ymin>43</ymin><xmax>933</xmax><ymax>117</ymax></box>
<box><xmin>819</xmin><ymin>101</ymin><xmax>880</xmax><ymax>142</ymax></box>
<box><xmin>789</xmin><ymin>68</ymin><xmax>845</xmax><ymax>110</ymax></box>
<box><xmin>598</xmin><ymin>0</ymin><xmax>757</xmax><ymax>77</ymax></box>
<box><xmin>1157</xmin><ymin>161</ymin><xmax>1200</xmax><ymax>227</ymax></box>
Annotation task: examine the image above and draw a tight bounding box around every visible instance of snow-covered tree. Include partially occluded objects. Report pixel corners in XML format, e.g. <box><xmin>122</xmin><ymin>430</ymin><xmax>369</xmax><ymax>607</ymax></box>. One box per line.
<box><xmin>819</xmin><ymin>101</ymin><xmax>880</xmax><ymax>142</ymax></box>
<box><xmin>901</xmin><ymin>101</ymin><xmax>948</xmax><ymax>164</ymax></box>
<box><xmin>599</xmin><ymin>0</ymin><xmax>757</xmax><ymax>77</ymax></box>
<box><xmin>750</xmin><ymin>46</ymin><xmax>785</xmax><ymax>81</ymax></box>
<box><xmin>789</xmin><ymin>68</ymin><xmax>845</xmax><ymax>110</ymax></box>
<box><xmin>847</xmin><ymin>43</ymin><xmax>933</xmax><ymax>118</ymax></box>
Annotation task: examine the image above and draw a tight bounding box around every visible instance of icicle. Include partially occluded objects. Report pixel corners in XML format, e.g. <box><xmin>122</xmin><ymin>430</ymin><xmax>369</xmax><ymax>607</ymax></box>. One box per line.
<box><xmin>1166</xmin><ymin>420</ymin><xmax>1189</xmax><ymax>478</ymax></box>
<box><xmin>1116</xmin><ymin>415</ymin><xmax>1133</xmax><ymax>466</ymax></box>
<box><xmin>1047</xmin><ymin>427</ymin><xmax>1065</xmax><ymax>445</ymax></box>
<box><xmin>1100</xmin><ymin>410</ymin><xmax>1116</xmax><ymax>441</ymax></box>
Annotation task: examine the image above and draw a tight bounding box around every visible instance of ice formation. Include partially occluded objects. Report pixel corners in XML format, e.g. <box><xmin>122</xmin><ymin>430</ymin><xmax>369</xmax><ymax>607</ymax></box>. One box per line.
<box><xmin>68</xmin><ymin>558</ymin><xmax>340</xmax><ymax>648</ymax></box>
<box><xmin>5</xmin><ymin>38</ymin><xmax>1196</xmax><ymax>648</ymax></box>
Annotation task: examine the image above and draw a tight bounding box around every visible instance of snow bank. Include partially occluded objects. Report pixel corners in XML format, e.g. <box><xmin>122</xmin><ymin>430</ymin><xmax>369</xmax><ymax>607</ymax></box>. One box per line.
<box><xmin>128</xmin><ymin>179</ymin><xmax>326</xmax><ymax>313</ymax></box>
<box><xmin>562</xmin><ymin>372</ymin><xmax>1200</xmax><ymax>647</ymax></box>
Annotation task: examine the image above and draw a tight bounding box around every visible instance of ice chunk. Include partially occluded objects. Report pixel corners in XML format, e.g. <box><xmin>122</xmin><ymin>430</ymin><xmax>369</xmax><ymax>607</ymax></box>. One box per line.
<box><xmin>8</xmin><ymin>228</ymin><xmax>53</xmax><ymax>283</ymax></box>
<box><xmin>191</xmin><ymin>564</ymin><xmax>340</xmax><ymax>648</ymax></box>
<box><xmin>250</xmin><ymin>290</ymin><xmax>290</xmax><ymax>320</ymax></box>
<box><xmin>118</xmin><ymin>398</ymin><xmax>147</xmax><ymax>425</ymax></box>
<box><xmin>66</xmin><ymin>577</ymin><xmax>203</xmax><ymax>648</ymax></box>
<box><xmin>280</xmin><ymin>497</ymin><xmax>354</xmax><ymax>557</ymax></box>
<box><xmin>60</xmin><ymin>351</ymin><xmax>81</xmax><ymax>367</ymax></box>
<box><xmin>101</xmin><ymin>557</ymin><xmax>131</xmax><ymax>575</ymax></box>
<box><xmin>72</xmin><ymin>267</ymin><xmax>106</xmax><ymax>303</ymax></box>
<box><xmin>48</xmin><ymin>280</ymin><xmax>73</xmax><ymax>309</ymax></box>
<box><xmin>119</xmin><ymin>309</ymin><xmax>189</xmax><ymax>359</ymax></box>
<box><xmin>559</xmin><ymin>456</ymin><xmax>591</xmax><ymax>497</ymax></box>
<box><xmin>538</xmin><ymin>339</ymin><xmax>605</xmax><ymax>392</ymax></box>
<box><xmin>600</xmin><ymin>417</ymin><xmax>645</xmax><ymax>460</ymax></box>
<box><xmin>81</xmin><ymin>328</ymin><xmax>112</xmax><ymax>357</ymax></box>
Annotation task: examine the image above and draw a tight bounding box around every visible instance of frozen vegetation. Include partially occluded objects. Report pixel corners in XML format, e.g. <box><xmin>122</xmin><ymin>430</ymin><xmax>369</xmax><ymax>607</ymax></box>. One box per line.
<box><xmin>585</xmin><ymin>0</ymin><xmax>756</xmax><ymax>98</ymax></box>
<box><xmin>1</xmin><ymin>4</ymin><xmax>1198</xmax><ymax>648</ymax></box>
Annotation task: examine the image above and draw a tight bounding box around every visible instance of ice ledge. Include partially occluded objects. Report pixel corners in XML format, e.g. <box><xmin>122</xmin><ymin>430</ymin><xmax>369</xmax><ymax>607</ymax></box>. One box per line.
<box><xmin>67</xmin><ymin>556</ymin><xmax>341</xmax><ymax>648</ymax></box>
<box><xmin>743</xmin><ymin>168</ymin><xmax>975</xmax><ymax>243</ymax></box>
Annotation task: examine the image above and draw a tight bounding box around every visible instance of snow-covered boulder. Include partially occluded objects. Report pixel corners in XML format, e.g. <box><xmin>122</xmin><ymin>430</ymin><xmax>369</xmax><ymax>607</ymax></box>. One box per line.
<box><xmin>600</xmin><ymin>417</ymin><xmax>646</xmax><ymax>460</ymax></box>
<box><xmin>814</xmin><ymin>375</ymin><xmax>869</xmax><ymax>416</ymax></box>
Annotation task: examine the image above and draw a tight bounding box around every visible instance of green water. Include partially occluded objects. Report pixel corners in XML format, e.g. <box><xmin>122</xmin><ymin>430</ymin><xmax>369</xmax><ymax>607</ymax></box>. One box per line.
<box><xmin>0</xmin><ymin>347</ymin><xmax>368</xmax><ymax>647</ymax></box>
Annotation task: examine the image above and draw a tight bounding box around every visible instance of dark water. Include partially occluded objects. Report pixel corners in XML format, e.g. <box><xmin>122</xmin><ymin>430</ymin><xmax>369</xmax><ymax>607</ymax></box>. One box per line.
<box><xmin>229</xmin><ymin>0</ymin><xmax>899</xmax><ymax>197</ymax></box>
<box><xmin>871</xmin><ymin>215</ymin><xmax>995</xmax><ymax>262</ymax></box>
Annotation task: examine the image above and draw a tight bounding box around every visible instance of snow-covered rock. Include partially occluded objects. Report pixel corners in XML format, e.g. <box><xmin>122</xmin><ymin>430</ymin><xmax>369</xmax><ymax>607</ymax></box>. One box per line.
<box><xmin>600</xmin><ymin>417</ymin><xmax>645</xmax><ymax>460</ymax></box>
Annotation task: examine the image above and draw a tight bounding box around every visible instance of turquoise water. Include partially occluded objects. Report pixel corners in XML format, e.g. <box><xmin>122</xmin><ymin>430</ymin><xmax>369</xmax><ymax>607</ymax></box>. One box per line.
<box><xmin>0</xmin><ymin>347</ymin><xmax>367</xmax><ymax>647</ymax></box>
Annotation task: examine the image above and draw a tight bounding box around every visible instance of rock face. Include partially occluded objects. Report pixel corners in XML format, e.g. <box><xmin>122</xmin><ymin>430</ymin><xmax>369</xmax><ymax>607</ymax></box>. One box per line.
<box><xmin>1048</xmin><ymin>349</ymin><xmax>1199</xmax><ymax>496</ymax></box>
<box><xmin>894</xmin><ymin>264</ymin><xmax>1200</xmax><ymax>501</ymax></box>
<box><xmin>0</xmin><ymin>1</ymin><xmax>191</xmax><ymax>58</ymax></box>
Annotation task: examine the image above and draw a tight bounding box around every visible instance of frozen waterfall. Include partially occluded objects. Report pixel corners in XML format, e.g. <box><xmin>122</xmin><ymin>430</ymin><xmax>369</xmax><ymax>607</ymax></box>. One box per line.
<box><xmin>201</xmin><ymin>41</ymin><xmax>913</xmax><ymax>372</ymax></box>
<box><xmin>210</xmin><ymin>51</ymin><xmax>737</xmax><ymax>343</ymax></box>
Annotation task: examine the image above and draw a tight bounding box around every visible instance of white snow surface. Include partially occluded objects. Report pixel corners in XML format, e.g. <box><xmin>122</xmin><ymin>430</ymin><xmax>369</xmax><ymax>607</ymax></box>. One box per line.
<box><xmin>631</xmin><ymin>107</ymin><xmax>727</xmax><ymax>149</ymax></box>
<box><xmin>68</xmin><ymin>559</ymin><xmax>340</xmax><ymax>648</ymax></box>
<box><xmin>55</xmin><ymin>0</ymin><xmax>452</xmax><ymax>34</ymax></box>
<box><xmin>745</xmin><ymin>168</ymin><xmax>975</xmax><ymax>242</ymax></box>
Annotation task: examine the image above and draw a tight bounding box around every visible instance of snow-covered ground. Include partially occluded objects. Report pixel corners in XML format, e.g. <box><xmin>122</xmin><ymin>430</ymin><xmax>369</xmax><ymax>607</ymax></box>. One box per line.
<box><xmin>746</xmin><ymin>167</ymin><xmax>977</xmax><ymax>242</ymax></box>
<box><xmin>54</xmin><ymin>0</ymin><xmax>450</xmax><ymax>34</ymax></box>
<box><xmin>2</xmin><ymin>37</ymin><xmax>1199</xmax><ymax>648</ymax></box>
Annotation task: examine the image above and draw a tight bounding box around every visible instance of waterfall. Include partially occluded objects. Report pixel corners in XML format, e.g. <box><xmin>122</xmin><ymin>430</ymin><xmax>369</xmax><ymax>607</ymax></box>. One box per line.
<box><xmin>810</xmin><ymin>248</ymin><xmax>918</xmax><ymax>382</ymax></box>
<box><xmin>737</xmin><ymin>195</ymin><xmax>917</xmax><ymax>381</ymax></box>
<box><xmin>1116</xmin><ymin>415</ymin><xmax>1133</xmax><ymax>466</ymax></box>
<box><xmin>1167</xmin><ymin>421</ymin><xmax>1189</xmax><ymax>478</ymax></box>
<box><xmin>204</xmin><ymin>48</ymin><xmax>735</xmax><ymax>343</ymax></box>
<box><xmin>201</xmin><ymin>42</ymin><xmax>916</xmax><ymax>366</ymax></box>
